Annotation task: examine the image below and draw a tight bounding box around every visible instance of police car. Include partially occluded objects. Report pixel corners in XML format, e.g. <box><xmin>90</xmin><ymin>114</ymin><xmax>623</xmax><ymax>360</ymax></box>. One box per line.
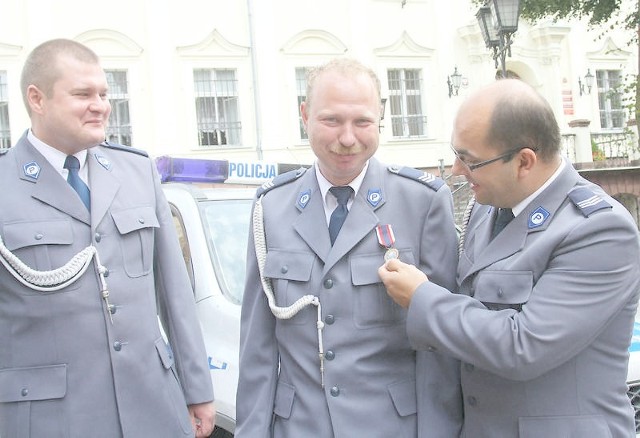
<box><xmin>157</xmin><ymin>156</ymin><xmax>263</xmax><ymax>437</ymax></box>
<box><xmin>156</xmin><ymin>156</ymin><xmax>640</xmax><ymax>437</ymax></box>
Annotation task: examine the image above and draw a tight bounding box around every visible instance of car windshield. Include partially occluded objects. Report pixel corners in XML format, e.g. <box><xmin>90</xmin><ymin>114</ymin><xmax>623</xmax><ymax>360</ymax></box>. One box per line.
<box><xmin>200</xmin><ymin>198</ymin><xmax>253</xmax><ymax>305</ymax></box>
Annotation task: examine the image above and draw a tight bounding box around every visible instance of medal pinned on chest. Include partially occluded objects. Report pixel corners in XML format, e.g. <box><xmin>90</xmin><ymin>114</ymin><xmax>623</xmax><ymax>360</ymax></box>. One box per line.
<box><xmin>376</xmin><ymin>224</ymin><xmax>399</xmax><ymax>261</ymax></box>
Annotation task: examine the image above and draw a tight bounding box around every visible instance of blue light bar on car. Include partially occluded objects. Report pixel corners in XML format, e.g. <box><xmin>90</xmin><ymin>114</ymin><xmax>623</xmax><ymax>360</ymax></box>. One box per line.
<box><xmin>155</xmin><ymin>156</ymin><xmax>229</xmax><ymax>183</ymax></box>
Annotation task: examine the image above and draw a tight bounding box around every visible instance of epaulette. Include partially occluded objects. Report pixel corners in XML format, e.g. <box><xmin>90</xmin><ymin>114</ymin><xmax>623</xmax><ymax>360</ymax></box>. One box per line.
<box><xmin>387</xmin><ymin>165</ymin><xmax>444</xmax><ymax>191</ymax></box>
<box><xmin>100</xmin><ymin>141</ymin><xmax>149</xmax><ymax>157</ymax></box>
<box><xmin>567</xmin><ymin>186</ymin><xmax>612</xmax><ymax>217</ymax></box>
<box><xmin>256</xmin><ymin>167</ymin><xmax>307</xmax><ymax>197</ymax></box>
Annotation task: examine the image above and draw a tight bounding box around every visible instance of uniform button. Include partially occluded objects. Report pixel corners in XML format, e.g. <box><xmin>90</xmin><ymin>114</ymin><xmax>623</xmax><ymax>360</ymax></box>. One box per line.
<box><xmin>34</xmin><ymin>233</ymin><xmax>43</xmax><ymax>240</ymax></box>
<box><xmin>427</xmin><ymin>346</ymin><xmax>437</xmax><ymax>352</ymax></box>
<box><xmin>330</xmin><ymin>386</ymin><xmax>340</xmax><ymax>397</ymax></box>
<box><xmin>464</xmin><ymin>363</ymin><xmax>474</xmax><ymax>372</ymax></box>
<box><xmin>113</xmin><ymin>341</ymin><xmax>122</xmax><ymax>351</ymax></box>
<box><xmin>467</xmin><ymin>396</ymin><xmax>477</xmax><ymax>406</ymax></box>
<box><xmin>138</xmin><ymin>218</ymin><xmax>145</xmax><ymax>224</ymax></box>
<box><xmin>109</xmin><ymin>305</ymin><xmax>117</xmax><ymax>315</ymax></box>
<box><xmin>21</xmin><ymin>388</ymin><xmax>28</xmax><ymax>397</ymax></box>
<box><xmin>323</xmin><ymin>279</ymin><xmax>333</xmax><ymax>289</ymax></box>
<box><xmin>281</xmin><ymin>265</ymin><xmax>289</xmax><ymax>274</ymax></box>
<box><xmin>497</xmin><ymin>289</ymin><xmax>504</xmax><ymax>297</ymax></box>
<box><xmin>325</xmin><ymin>314</ymin><xmax>335</xmax><ymax>325</ymax></box>
<box><xmin>103</xmin><ymin>268</ymin><xmax>110</xmax><ymax>277</ymax></box>
<box><xmin>94</xmin><ymin>233</ymin><xmax>102</xmax><ymax>242</ymax></box>
<box><xmin>325</xmin><ymin>350</ymin><xmax>335</xmax><ymax>360</ymax></box>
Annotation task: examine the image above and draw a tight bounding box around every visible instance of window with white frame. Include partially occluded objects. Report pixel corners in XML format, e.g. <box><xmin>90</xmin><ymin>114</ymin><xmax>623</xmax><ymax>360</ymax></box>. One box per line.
<box><xmin>387</xmin><ymin>68</ymin><xmax>427</xmax><ymax>138</ymax></box>
<box><xmin>194</xmin><ymin>69</ymin><xmax>241</xmax><ymax>146</ymax></box>
<box><xmin>597</xmin><ymin>69</ymin><xmax>625</xmax><ymax>130</ymax></box>
<box><xmin>0</xmin><ymin>71</ymin><xmax>11</xmax><ymax>149</ymax></box>
<box><xmin>105</xmin><ymin>70</ymin><xmax>132</xmax><ymax>145</ymax></box>
<box><xmin>295</xmin><ymin>67</ymin><xmax>310</xmax><ymax>140</ymax></box>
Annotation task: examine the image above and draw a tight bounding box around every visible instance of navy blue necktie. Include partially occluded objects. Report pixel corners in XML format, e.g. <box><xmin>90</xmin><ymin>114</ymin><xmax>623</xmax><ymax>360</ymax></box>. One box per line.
<box><xmin>491</xmin><ymin>208</ymin><xmax>513</xmax><ymax>239</ymax></box>
<box><xmin>328</xmin><ymin>186</ymin><xmax>353</xmax><ymax>245</ymax></box>
<box><xmin>64</xmin><ymin>155</ymin><xmax>91</xmax><ymax>210</ymax></box>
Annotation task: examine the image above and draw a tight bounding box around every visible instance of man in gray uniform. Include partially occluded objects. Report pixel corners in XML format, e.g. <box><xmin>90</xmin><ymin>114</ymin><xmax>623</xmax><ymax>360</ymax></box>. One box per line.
<box><xmin>380</xmin><ymin>78</ymin><xmax>640</xmax><ymax>437</ymax></box>
<box><xmin>236</xmin><ymin>58</ymin><xmax>462</xmax><ymax>437</ymax></box>
<box><xmin>0</xmin><ymin>39</ymin><xmax>215</xmax><ymax>437</ymax></box>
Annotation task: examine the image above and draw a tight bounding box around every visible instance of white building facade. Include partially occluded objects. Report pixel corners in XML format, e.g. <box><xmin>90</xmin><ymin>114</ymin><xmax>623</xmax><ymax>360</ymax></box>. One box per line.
<box><xmin>0</xmin><ymin>0</ymin><xmax>637</xmax><ymax>170</ymax></box>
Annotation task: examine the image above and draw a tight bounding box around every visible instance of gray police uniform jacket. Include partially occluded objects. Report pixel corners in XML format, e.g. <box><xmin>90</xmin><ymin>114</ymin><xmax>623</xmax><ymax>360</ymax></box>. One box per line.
<box><xmin>407</xmin><ymin>161</ymin><xmax>640</xmax><ymax>437</ymax></box>
<box><xmin>236</xmin><ymin>158</ymin><xmax>462</xmax><ymax>438</ymax></box>
<box><xmin>0</xmin><ymin>134</ymin><xmax>213</xmax><ymax>438</ymax></box>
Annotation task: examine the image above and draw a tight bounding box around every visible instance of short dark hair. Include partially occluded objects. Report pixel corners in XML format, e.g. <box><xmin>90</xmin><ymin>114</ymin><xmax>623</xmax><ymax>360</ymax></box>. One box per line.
<box><xmin>486</xmin><ymin>82</ymin><xmax>561</xmax><ymax>162</ymax></box>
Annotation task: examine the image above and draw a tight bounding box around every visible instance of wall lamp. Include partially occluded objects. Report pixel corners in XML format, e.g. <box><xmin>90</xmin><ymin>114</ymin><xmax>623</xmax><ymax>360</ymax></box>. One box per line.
<box><xmin>579</xmin><ymin>69</ymin><xmax>595</xmax><ymax>96</ymax></box>
<box><xmin>447</xmin><ymin>67</ymin><xmax>462</xmax><ymax>97</ymax></box>
<box><xmin>379</xmin><ymin>98</ymin><xmax>387</xmax><ymax>133</ymax></box>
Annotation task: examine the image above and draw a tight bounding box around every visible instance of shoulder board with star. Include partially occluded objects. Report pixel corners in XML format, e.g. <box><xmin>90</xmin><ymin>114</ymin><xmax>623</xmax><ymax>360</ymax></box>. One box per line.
<box><xmin>256</xmin><ymin>167</ymin><xmax>307</xmax><ymax>197</ymax></box>
<box><xmin>387</xmin><ymin>165</ymin><xmax>444</xmax><ymax>191</ymax></box>
<box><xmin>567</xmin><ymin>186</ymin><xmax>612</xmax><ymax>217</ymax></box>
<box><xmin>100</xmin><ymin>141</ymin><xmax>149</xmax><ymax>157</ymax></box>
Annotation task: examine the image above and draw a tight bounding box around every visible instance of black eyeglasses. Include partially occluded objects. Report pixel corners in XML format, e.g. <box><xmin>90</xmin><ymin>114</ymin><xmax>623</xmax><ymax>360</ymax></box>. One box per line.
<box><xmin>450</xmin><ymin>145</ymin><xmax>536</xmax><ymax>172</ymax></box>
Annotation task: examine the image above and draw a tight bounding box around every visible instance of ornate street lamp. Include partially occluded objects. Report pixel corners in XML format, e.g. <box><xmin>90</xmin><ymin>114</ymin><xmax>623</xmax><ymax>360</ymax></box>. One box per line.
<box><xmin>447</xmin><ymin>67</ymin><xmax>463</xmax><ymax>97</ymax></box>
<box><xmin>476</xmin><ymin>0</ymin><xmax>521</xmax><ymax>78</ymax></box>
<box><xmin>579</xmin><ymin>69</ymin><xmax>595</xmax><ymax>96</ymax></box>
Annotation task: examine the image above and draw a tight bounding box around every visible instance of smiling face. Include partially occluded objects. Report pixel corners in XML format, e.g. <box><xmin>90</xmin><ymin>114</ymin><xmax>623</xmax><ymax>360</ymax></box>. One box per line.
<box><xmin>28</xmin><ymin>54</ymin><xmax>111</xmax><ymax>155</ymax></box>
<box><xmin>301</xmin><ymin>69</ymin><xmax>380</xmax><ymax>186</ymax></box>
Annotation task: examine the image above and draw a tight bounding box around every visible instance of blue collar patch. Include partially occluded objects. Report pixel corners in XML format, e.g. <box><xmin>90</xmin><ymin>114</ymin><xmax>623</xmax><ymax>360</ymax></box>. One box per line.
<box><xmin>297</xmin><ymin>189</ymin><xmax>311</xmax><ymax>209</ymax></box>
<box><xmin>23</xmin><ymin>161</ymin><xmax>41</xmax><ymax>180</ymax></box>
<box><xmin>528</xmin><ymin>206</ymin><xmax>550</xmax><ymax>229</ymax></box>
<box><xmin>367</xmin><ymin>188</ymin><xmax>382</xmax><ymax>207</ymax></box>
<box><xmin>94</xmin><ymin>154</ymin><xmax>112</xmax><ymax>170</ymax></box>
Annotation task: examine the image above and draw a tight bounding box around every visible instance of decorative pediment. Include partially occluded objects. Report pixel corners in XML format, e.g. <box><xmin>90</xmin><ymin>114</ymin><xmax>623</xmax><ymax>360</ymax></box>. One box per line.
<box><xmin>374</xmin><ymin>31</ymin><xmax>434</xmax><ymax>57</ymax></box>
<box><xmin>75</xmin><ymin>30</ymin><xmax>143</xmax><ymax>57</ymax></box>
<box><xmin>587</xmin><ymin>36</ymin><xmax>632</xmax><ymax>61</ymax></box>
<box><xmin>281</xmin><ymin>30</ymin><xmax>347</xmax><ymax>55</ymax></box>
<box><xmin>177</xmin><ymin>29</ymin><xmax>249</xmax><ymax>57</ymax></box>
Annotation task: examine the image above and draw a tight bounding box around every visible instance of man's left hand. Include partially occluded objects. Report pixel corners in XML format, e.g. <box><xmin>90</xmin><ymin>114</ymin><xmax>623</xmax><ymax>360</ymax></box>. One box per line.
<box><xmin>188</xmin><ymin>401</ymin><xmax>216</xmax><ymax>438</ymax></box>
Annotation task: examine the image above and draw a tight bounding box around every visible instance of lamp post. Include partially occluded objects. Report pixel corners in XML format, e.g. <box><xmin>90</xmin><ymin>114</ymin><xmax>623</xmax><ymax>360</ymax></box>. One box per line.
<box><xmin>476</xmin><ymin>0</ymin><xmax>521</xmax><ymax>78</ymax></box>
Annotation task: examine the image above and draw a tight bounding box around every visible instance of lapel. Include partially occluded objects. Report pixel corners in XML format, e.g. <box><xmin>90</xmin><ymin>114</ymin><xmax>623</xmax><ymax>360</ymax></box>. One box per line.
<box><xmin>292</xmin><ymin>169</ymin><xmax>331</xmax><ymax>264</ymax></box>
<box><xmin>320</xmin><ymin>159</ymin><xmax>385</xmax><ymax>277</ymax></box>
<box><xmin>87</xmin><ymin>147</ymin><xmax>120</xmax><ymax>232</ymax></box>
<box><xmin>463</xmin><ymin>161</ymin><xmax>580</xmax><ymax>280</ymax></box>
<box><xmin>14</xmin><ymin>137</ymin><xmax>90</xmax><ymax>225</ymax></box>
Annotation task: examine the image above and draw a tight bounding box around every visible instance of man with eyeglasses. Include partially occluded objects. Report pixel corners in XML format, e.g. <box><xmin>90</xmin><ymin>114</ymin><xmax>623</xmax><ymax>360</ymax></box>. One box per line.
<box><xmin>379</xmin><ymin>78</ymin><xmax>640</xmax><ymax>437</ymax></box>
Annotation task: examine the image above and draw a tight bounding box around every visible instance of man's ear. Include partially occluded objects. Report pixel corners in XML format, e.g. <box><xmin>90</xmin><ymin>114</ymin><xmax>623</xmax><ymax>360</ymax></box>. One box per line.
<box><xmin>517</xmin><ymin>147</ymin><xmax>537</xmax><ymax>175</ymax></box>
<box><xmin>26</xmin><ymin>85</ymin><xmax>45</xmax><ymax>115</ymax></box>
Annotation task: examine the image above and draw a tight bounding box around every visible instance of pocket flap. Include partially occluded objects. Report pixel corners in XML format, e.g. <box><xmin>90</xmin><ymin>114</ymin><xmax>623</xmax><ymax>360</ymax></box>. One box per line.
<box><xmin>0</xmin><ymin>364</ymin><xmax>67</xmax><ymax>402</ymax></box>
<box><xmin>519</xmin><ymin>415</ymin><xmax>612</xmax><ymax>438</ymax></box>
<box><xmin>273</xmin><ymin>381</ymin><xmax>295</xmax><ymax>419</ymax></box>
<box><xmin>155</xmin><ymin>338</ymin><xmax>175</xmax><ymax>369</ymax></box>
<box><xmin>351</xmin><ymin>249</ymin><xmax>415</xmax><ymax>286</ymax></box>
<box><xmin>111</xmin><ymin>206</ymin><xmax>159</xmax><ymax>235</ymax></box>
<box><xmin>388</xmin><ymin>379</ymin><xmax>417</xmax><ymax>417</ymax></box>
<box><xmin>3</xmin><ymin>220</ymin><xmax>72</xmax><ymax>250</ymax></box>
<box><xmin>264</xmin><ymin>249</ymin><xmax>314</xmax><ymax>282</ymax></box>
<box><xmin>473</xmin><ymin>270</ymin><xmax>532</xmax><ymax>304</ymax></box>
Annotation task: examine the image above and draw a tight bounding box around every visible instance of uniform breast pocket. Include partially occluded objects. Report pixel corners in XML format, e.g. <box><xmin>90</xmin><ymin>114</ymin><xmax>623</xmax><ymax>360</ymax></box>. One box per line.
<box><xmin>473</xmin><ymin>270</ymin><xmax>533</xmax><ymax>311</ymax></box>
<box><xmin>350</xmin><ymin>250</ymin><xmax>414</xmax><ymax>328</ymax></box>
<box><xmin>263</xmin><ymin>249</ymin><xmax>315</xmax><ymax>325</ymax></box>
<box><xmin>111</xmin><ymin>206</ymin><xmax>159</xmax><ymax>278</ymax></box>
<box><xmin>1</xmin><ymin>219</ymin><xmax>81</xmax><ymax>293</ymax></box>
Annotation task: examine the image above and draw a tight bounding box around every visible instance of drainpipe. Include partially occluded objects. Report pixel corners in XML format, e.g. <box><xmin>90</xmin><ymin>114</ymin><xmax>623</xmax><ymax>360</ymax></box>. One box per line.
<box><xmin>246</xmin><ymin>0</ymin><xmax>263</xmax><ymax>160</ymax></box>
